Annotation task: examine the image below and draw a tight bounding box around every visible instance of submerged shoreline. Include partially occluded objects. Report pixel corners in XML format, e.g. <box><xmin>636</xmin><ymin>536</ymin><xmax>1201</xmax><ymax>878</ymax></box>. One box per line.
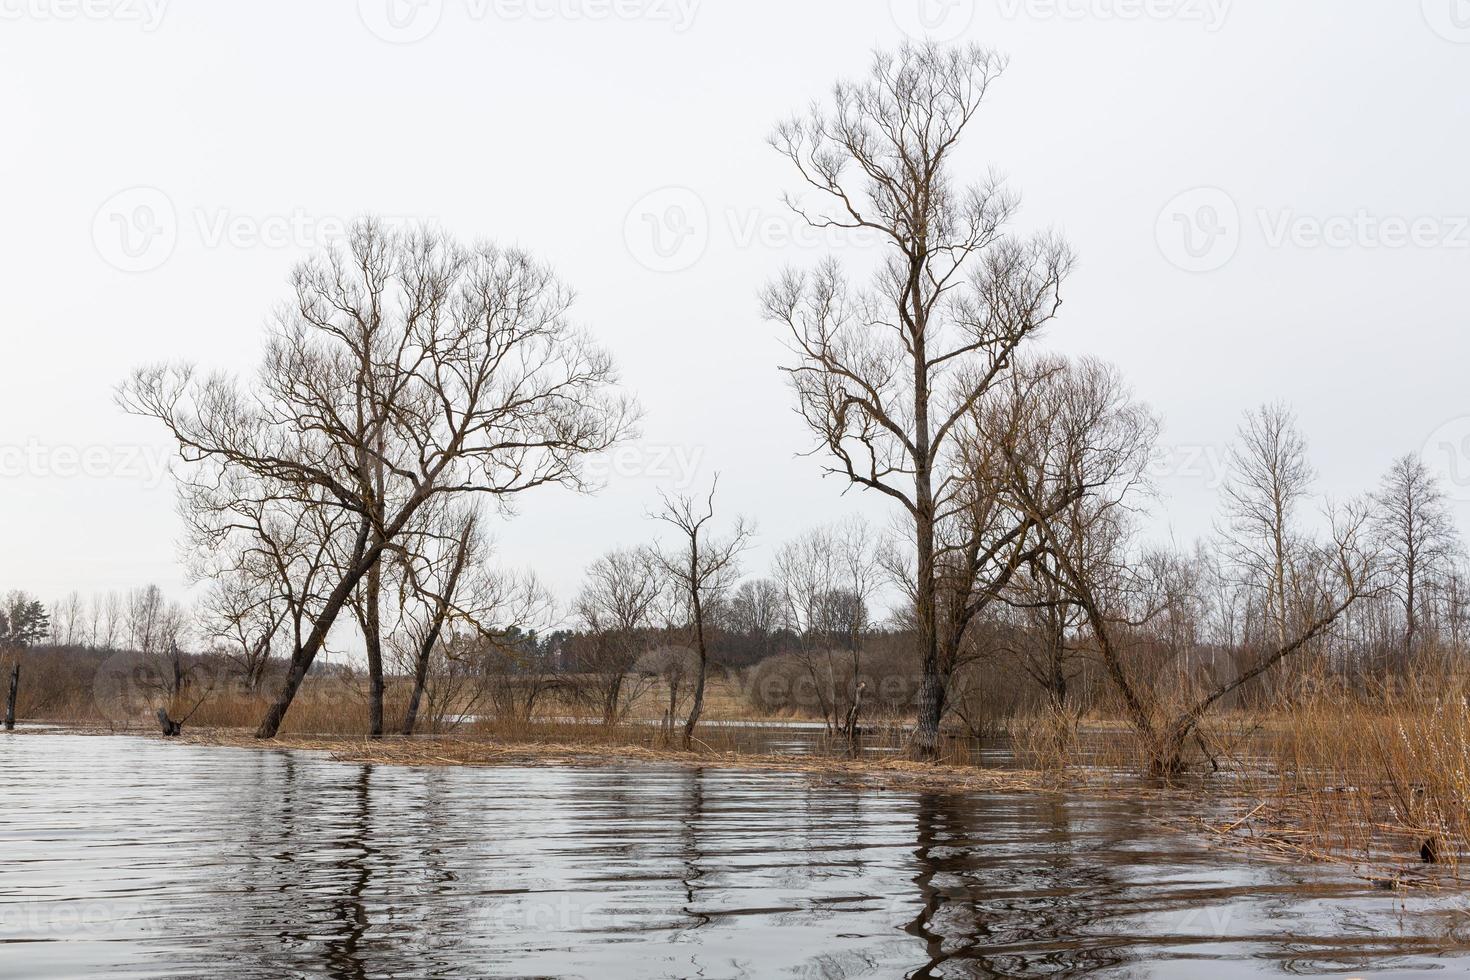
<box><xmin>13</xmin><ymin>723</ymin><xmax>1466</xmax><ymax>890</ymax></box>
<box><xmin>192</xmin><ymin>726</ymin><xmax>1074</xmax><ymax>797</ymax></box>
<box><xmin>11</xmin><ymin>730</ymin><xmax>1465</xmax><ymax>978</ymax></box>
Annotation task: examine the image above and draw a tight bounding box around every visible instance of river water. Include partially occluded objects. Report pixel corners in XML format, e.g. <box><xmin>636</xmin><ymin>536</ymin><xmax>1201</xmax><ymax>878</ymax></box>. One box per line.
<box><xmin>3</xmin><ymin>733</ymin><xmax>1468</xmax><ymax>978</ymax></box>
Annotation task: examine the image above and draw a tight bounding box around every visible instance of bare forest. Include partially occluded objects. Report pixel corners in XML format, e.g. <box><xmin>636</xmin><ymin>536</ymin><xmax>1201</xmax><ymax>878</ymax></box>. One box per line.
<box><xmin>7</xmin><ymin>41</ymin><xmax>1470</xmax><ymax>881</ymax></box>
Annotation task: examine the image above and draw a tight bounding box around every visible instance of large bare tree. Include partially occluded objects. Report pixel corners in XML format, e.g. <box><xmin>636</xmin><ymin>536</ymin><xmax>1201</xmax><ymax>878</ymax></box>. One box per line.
<box><xmin>121</xmin><ymin>220</ymin><xmax>636</xmax><ymax>737</ymax></box>
<box><xmin>762</xmin><ymin>42</ymin><xmax>1073</xmax><ymax>757</ymax></box>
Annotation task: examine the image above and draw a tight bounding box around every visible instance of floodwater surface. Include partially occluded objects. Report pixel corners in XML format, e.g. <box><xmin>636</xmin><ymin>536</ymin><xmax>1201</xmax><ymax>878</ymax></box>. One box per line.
<box><xmin>3</xmin><ymin>734</ymin><xmax>1469</xmax><ymax>978</ymax></box>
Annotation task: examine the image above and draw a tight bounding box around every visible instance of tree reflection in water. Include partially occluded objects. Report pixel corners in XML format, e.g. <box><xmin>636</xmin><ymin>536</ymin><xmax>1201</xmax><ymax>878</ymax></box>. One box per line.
<box><xmin>4</xmin><ymin>734</ymin><xmax>1468</xmax><ymax>979</ymax></box>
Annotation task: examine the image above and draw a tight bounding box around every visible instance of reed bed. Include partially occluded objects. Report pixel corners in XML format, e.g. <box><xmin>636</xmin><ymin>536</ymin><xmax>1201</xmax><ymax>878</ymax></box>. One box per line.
<box><xmin>1190</xmin><ymin>693</ymin><xmax>1470</xmax><ymax>883</ymax></box>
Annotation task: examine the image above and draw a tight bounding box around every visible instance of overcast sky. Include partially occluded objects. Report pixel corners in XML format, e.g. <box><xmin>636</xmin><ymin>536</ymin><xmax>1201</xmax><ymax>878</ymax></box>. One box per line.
<box><xmin>3</xmin><ymin>0</ymin><xmax>1469</xmax><ymax>620</ymax></box>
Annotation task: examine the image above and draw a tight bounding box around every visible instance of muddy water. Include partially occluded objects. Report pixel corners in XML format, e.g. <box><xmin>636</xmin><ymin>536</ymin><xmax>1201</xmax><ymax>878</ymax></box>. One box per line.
<box><xmin>3</xmin><ymin>735</ymin><xmax>1468</xmax><ymax>979</ymax></box>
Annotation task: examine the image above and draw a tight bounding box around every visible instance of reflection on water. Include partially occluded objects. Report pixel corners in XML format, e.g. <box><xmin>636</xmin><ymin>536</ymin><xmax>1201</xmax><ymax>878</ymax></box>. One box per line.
<box><xmin>2</xmin><ymin>734</ymin><xmax>1467</xmax><ymax>978</ymax></box>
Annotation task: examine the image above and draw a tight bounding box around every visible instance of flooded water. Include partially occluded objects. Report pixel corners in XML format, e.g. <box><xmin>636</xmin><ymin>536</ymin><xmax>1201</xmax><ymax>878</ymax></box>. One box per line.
<box><xmin>3</xmin><ymin>734</ymin><xmax>1468</xmax><ymax>978</ymax></box>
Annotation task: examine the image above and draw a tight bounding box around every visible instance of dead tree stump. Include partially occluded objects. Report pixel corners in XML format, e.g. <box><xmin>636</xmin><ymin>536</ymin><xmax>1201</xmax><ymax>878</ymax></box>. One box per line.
<box><xmin>156</xmin><ymin>707</ymin><xmax>182</xmax><ymax>737</ymax></box>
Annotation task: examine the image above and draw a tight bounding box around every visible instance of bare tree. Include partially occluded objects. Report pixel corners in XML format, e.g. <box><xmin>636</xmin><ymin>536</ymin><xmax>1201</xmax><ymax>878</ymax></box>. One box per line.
<box><xmin>121</xmin><ymin>220</ymin><xmax>636</xmax><ymax>737</ymax></box>
<box><xmin>1220</xmin><ymin>403</ymin><xmax>1316</xmax><ymax>651</ymax></box>
<box><xmin>762</xmin><ymin>42</ymin><xmax>1073</xmax><ymax>757</ymax></box>
<box><xmin>1372</xmin><ymin>452</ymin><xmax>1460</xmax><ymax>663</ymax></box>
<box><xmin>52</xmin><ymin>592</ymin><xmax>83</xmax><ymax>647</ymax></box>
<box><xmin>100</xmin><ymin>591</ymin><xmax>121</xmax><ymax>651</ymax></box>
<box><xmin>393</xmin><ymin>508</ymin><xmax>483</xmax><ymax>735</ymax></box>
<box><xmin>726</xmin><ymin>578</ymin><xmax>785</xmax><ymax>659</ymax></box>
<box><xmin>197</xmin><ymin>570</ymin><xmax>285</xmax><ymax>694</ymax></box>
<box><xmin>652</xmin><ymin>479</ymin><xmax>752</xmax><ymax>749</ymax></box>
<box><xmin>772</xmin><ymin>519</ymin><xmax>880</xmax><ymax>733</ymax></box>
<box><xmin>126</xmin><ymin>585</ymin><xmax>166</xmax><ymax>654</ymax></box>
<box><xmin>574</xmin><ymin>546</ymin><xmax>664</xmax><ymax>725</ymax></box>
<box><xmin>1007</xmin><ymin>384</ymin><xmax>1381</xmax><ymax>772</ymax></box>
<box><xmin>182</xmin><ymin>469</ymin><xmax>351</xmax><ymax>706</ymax></box>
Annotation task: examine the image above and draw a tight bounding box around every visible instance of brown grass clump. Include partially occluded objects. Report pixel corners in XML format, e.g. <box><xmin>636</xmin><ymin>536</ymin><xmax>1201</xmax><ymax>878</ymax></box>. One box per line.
<box><xmin>1205</xmin><ymin>689</ymin><xmax>1470</xmax><ymax>881</ymax></box>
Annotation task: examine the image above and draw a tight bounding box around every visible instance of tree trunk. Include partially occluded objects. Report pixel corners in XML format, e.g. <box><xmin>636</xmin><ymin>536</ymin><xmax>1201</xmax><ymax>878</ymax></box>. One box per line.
<box><xmin>679</xmin><ymin>528</ymin><xmax>711</xmax><ymax>751</ymax></box>
<box><xmin>4</xmin><ymin>663</ymin><xmax>18</xmax><ymax>731</ymax></box>
<box><xmin>602</xmin><ymin>671</ymin><xmax>624</xmax><ymax>727</ymax></box>
<box><xmin>362</xmin><ymin>559</ymin><xmax>385</xmax><ymax>739</ymax></box>
<box><xmin>401</xmin><ymin>607</ymin><xmax>448</xmax><ymax>737</ymax></box>
<box><xmin>685</xmin><ymin>628</ymin><xmax>708</xmax><ymax>752</ymax></box>
<box><xmin>843</xmin><ymin>681</ymin><xmax>865</xmax><ymax>755</ymax></box>
<box><xmin>910</xmin><ymin>301</ymin><xmax>942</xmax><ymax>761</ymax></box>
<box><xmin>155</xmin><ymin>707</ymin><xmax>182</xmax><ymax>737</ymax></box>
<box><xmin>256</xmin><ymin>523</ymin><xmax>374</xmax><ymax>739</ymax></box>
<box><xmin>400</xmin><ymin>626</ymin><xmax>436</xmax><ymax>738</ymax></box>
<box><xmin>402</xmin><ymin>523</ymin><xmax>472</xmax><ymax>736</ymax></box>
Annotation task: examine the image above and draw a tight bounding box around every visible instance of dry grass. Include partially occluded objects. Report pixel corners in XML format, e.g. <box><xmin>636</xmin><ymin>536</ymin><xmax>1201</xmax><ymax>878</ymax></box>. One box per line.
<box><xmin>171</xmin><ymin>727</ymin><xmax>1071</xmax><ymax>797</ymax></box>
<box><xmin>1188</xmin><ymin>692</ymin><xmax>1470</xmax><ymax>884</ymax></box>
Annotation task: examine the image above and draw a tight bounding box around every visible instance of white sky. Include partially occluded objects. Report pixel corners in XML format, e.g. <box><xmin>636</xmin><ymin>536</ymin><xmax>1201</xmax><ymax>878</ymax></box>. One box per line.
<box><xmin>3</xmin><ymin>0</ymin><xmax>1470</xmax><ymax>619</ymax></box>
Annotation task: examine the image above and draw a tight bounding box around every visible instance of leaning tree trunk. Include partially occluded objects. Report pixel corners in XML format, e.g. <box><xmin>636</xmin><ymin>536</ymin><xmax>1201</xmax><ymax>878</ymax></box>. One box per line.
<box><xmin>400</xmin><ymin>607</ymin><xmax>448</xmax><ymax>737</ymax></box>
<box><xmin>401</xmin><ymin>524</ymin><xmax>471</xmax><ymax>736</ymax></box>
<box><xmin>256</xmin><ymin>524</ymin><xmax>374</xmax><ymax>738</ymax></box>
